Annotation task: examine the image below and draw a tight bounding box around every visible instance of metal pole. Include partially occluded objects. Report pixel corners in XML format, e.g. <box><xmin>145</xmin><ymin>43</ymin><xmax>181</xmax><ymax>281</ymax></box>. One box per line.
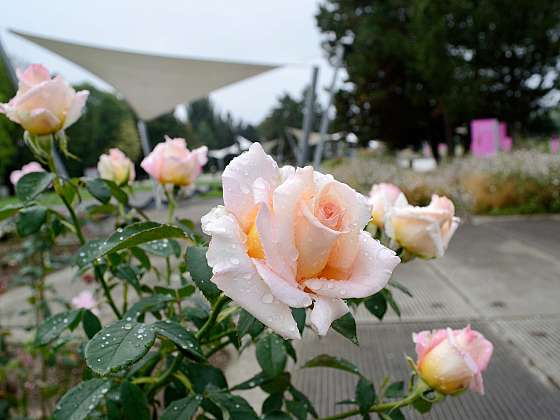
<box><xmin>313</xmin><ymin>46</ymin><xmax>344</xmax><ymax>169</ymax></box>
<box><xmin>299</xmin><ymin>66</ymin><xmax>319</xmax><ymax>166</ymax></box>
<box><xmin>137</xmin><ymin>119</ymin><xmax>162</xmax><ymax>209</ymax></box>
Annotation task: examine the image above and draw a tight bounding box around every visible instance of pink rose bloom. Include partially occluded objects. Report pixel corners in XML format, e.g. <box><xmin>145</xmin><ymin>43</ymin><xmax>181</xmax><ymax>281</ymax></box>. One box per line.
<box><xmin>140</xmin><ymin>136</ymin><xmax>208</xmax><ymax>186</ymax></box>
<box><xmin>368</xmin><ymin>183</ymin><xmax>403</xmax><ymax>229</ymax></box>
<box><xmin>9</xmin><ymin>161</ymin><xmax>45</xmax><ymax>186</ymax></box>
<box><xmin>97</xmin><ymin>148</ymin><xmax>135</xmax><ymax>186</ymax></box>
<box><xmin>385</xmin><ymin>194</ymin><xmax>460</xmax><ymax>258</ymax></box>
<box><xmin>413</xmin><ymin>325</ymin><xmax>494</xmax><ymax>394</ymax></box>
<box><xmin>0</xmin><ymin>64</ymin><xmax>89</xmax><ymax>135</ymax></box>
<box><xmin>71</xmin><ymin>290</ymin><xmax>99</xmax><ymax>315</ymax></box>
<box><xmin>202</xmin><ymin>143</ymin><xmax>400</xmax><ymax>339</ymax></box>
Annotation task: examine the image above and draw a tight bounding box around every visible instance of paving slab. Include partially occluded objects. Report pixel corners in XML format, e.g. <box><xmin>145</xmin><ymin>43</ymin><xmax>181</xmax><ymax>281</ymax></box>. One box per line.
<box><xmin>293</xmin><ymin>321</ymin><xmax>560</xmax><ymax>420</ymax></box>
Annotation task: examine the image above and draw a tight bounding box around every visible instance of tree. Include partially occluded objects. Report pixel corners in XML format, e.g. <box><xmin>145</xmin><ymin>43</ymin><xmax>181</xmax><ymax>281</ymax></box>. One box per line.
<box><xmin>64</xmin><ymin>84</ymin><xmax>140</xmax><ymax>176</ymax></box>
<box><xmin>146</xmin><ymin>112</ymin><xmax>188</xmax><ymax>148</ymax></box>
<box><xmin>316</xmin><ymin>0</ymin><xmax>560</xmax><ymax>152</ymax></box>
<box><xmin>0</xmin><ymin>52</ymin><xmax>20</xmax><ymax>185</ymax></box>
<box><xmin>186</xmin><ymin>98</ymin><xmax>240</xmax><ymax>150</ymax></box>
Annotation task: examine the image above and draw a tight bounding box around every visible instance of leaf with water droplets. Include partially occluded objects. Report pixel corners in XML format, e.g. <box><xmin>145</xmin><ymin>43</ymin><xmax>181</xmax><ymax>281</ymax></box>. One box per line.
<box><xmin>78</xmin><ymin>222</ymin><xmax>188</xmax><ymax>265</ymax></box>
<box><xmin>140</xmin><ymin>238</ymin><xmax>181</xmax><ymax>258</ymax></box>
<box><xmin>332</xmin><ymin>312</ymin><xmax>359</xmax><ymax>345</ymax></box>
<box><xmin>160</xmin><ymin>395</ymin><xmax>202</xmax><ymax>420</ymax></box>
<box><xmin>186</xmin><ymin>246</ymin><xmax>220</xmax><ymax>303</ymax></box>
<box><xmin>35</xmin><ymin>309</ymin><xmax>83</xmax><ymax>346</ymax></box>
<box><xmin>120</xmin><ymin>381</ymin><xmax>150</xmax><ymax>420</ymax></box>
<box><xmin>124</xmin><ymin>294</ymin><xmax>174</xmax><ymax>320</ymax></box>
<box><xmin>53</xmin><ymin>378</ymin><xmax>111</xmax><ymax>420</ymax></box>
<box><xmin>207</xmin><ymin>390</ymin><xmax>259</xmax><ymax>420</ymax></box>
<box><xmin>256</xmin><ymin>333</ymin><xmax>287</xmax><ymax>378</ymax></box>
<box><xmin>152</xmin><ymin>320</ymin><xmax>204</xmax><ymax>361</ymax></box>
<box><xmin>85</xmin><ymin>319</ymin><xmax>156</xmax><ymax>375</ymax></box>
<box><xmin>85</xmin><ymin>178</ymin><xmax>112</xmax><ymax>204</ymax></box>
<box><xmin>16</xmin><ymin>171</ymin><xmax>55</xmax><ymax>202</ymax></box>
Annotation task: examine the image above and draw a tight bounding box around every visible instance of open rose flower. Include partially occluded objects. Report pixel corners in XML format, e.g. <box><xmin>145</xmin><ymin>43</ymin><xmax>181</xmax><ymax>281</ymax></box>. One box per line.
<box><xmin>98</xmin><ymin>148</ymin><xmax>135</xmax><ymax>186</ymax></box>
<box><xmin>201</xmin><ymin>143</ymin><xmax>400</xmax><ymax>339</ymax></box>
<box><xmin>141</xmin><ymin>136</ymin><xmax>207</xmax><ymax>186</ymax></box>
<box><xmin>71</xmin><ymin>290</ymin><xmax>99</xmax><ymax>315</ymax></box>
<box><xmin>385</xmin><ymin>194</ymin><xmax>460</xmax><ymax>258</ymax></box>
<box><xmin>413</xmin><ymin>325</ymin><xmax>493</xmax><ymax>394</ymax></box>
<box><xmin>0</xmin><ymin>64</ymin><xmax>89</xmax><ymax>135</ymax></box>
<box><xmin>9</xmin><ymin>161</ymin><xmax>44</xmax><ymax>186</ymax></box>
<box><xmin>368</xmin><ymin>183</ymin><xmax>402</xmax><ymax>229</ymax></box>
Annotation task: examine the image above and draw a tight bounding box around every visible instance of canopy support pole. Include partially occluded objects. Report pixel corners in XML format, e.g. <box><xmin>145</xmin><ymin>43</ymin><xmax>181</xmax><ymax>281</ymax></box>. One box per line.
<box><xmin>137</xmin><ymin>120</ymin><xmax>162</xmax><ymax>209</ymax></box>
<box><xmin>313</xmin><ymin>47</ymin><xmax>343</xmax><ymax>169</ymax></box>
<box><xmin>299</xmin><ymin>65</ymin><xmax>319</xmax><ymax>166</ymax></box>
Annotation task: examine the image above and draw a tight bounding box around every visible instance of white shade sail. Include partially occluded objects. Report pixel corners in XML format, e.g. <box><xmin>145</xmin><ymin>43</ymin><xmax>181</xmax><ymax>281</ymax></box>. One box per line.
<box><xmin>11</xmin><ymin>30</ymin><xmax>279</xmax><ymax>121</ymax></box>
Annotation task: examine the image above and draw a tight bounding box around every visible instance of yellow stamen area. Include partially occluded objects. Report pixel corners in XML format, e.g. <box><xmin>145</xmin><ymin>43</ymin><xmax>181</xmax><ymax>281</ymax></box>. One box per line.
<box><xmin>247</xmin><ymin>222</ymin><xmax>265</xmax><ymax>259</ymax></box>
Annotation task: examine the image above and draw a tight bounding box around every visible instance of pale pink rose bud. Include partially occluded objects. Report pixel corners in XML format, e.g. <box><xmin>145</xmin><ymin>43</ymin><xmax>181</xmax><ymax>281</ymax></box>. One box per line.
<box><xmin>368</xmin><ymin>183</ymin><xmax>402</xmax><ymax>229</ymax></box>
<box><xmin>9</xmin><ymin>161</ymin><xmax>45</xmax><ymax>186</ymax></box>
<box><xmin>71</xmin><ymin>290</ymin><xmax>99</xmax><ymax>315</ymax></box>
<box><xmin>97</xmin><ymin>148</ymin><xmax>135</xmax><ymax>186</ymax></box>
<box><xmin>413</xmin><ymin>325</ymin><xmax>493</xmax><ymax>394</ymax></box>
<box><xmin>201</xmin><ymin>143</ymin><xmax>400</xmax><ymax>339</ymax></box>
<box><xmin>385</xmin><ymin>194</ymin><xmax>460</xmax><ymax>258</ymax></box>
<box><xmin>140</xmin><ymin>136</ymin><xmax>208</xmax><ymax>186</ymax></box>
<box><xmin>0</xmin><ymin>64</ymin><xmax>89</xmax><ymax>135</ymax></box>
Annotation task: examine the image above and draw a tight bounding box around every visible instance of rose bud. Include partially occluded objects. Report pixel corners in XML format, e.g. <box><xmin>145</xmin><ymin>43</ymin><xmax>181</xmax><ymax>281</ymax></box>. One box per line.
<box><xmin>413</xmin><ymin>325</ymin><xmax>494</xmax><ymax>394</ymax></box>
<box><xmin>140</xmin><ymin>136</ymin><xmax>208</xmax><ymax>186</ymax></box>
<box><xmin>10</xmin><ymin>161</ymin><xmax>44</xmax><ymax>186</ymax></box>
<box><xmin>368</xmin><ymin>183</ymin><xmax>403</xmax><ymax>229</ymax></box>
<box><xmin>97</xmin><ymin>148</ymin><xmax>135</xmax><ymax>186</ymax></box>
<box><xmin>0</xmin><ymin>64</ymin><xmax>89</xmax><ymax>135</ymax></box>
<box><xmin>386</xmin><ymin>194</ymin><xmax>460</xmax><ymax>258</ymax></box>
<box><xmin>202</xmin><ymin>143</ymin><xmax>400</xmax><ymax>339</ymax></box>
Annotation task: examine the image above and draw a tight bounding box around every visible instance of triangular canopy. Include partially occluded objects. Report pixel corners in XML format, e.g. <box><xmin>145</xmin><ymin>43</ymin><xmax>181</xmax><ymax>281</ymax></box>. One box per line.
<box><xmin>11</xmin><ymin>30</ymin><xmax>278</xmax><ymax>120</ymax></box>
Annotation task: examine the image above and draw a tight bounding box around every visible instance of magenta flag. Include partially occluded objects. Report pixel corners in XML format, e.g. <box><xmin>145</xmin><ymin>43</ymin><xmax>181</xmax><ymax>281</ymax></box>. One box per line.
<box><xmin>470</xmin><ymin>119</ymin><xmax>499</xmax><ymax>157</ymax></box>
<box><xmin>551</xmin><ymin>136</ymin><xmax>560</xmax><ymax>154</ymax></box>
<box><xmin>498</xmin><ymin>122</ymin><xmax>512</xmax><ymax>152</ymax></box>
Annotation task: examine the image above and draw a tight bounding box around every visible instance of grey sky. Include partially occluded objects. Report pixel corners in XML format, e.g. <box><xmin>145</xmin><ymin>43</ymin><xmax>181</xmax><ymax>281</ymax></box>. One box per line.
<box><xmin>1</xmin><ymin>0</ymin><xmax>335</xmax><ymax>125</ymax></box>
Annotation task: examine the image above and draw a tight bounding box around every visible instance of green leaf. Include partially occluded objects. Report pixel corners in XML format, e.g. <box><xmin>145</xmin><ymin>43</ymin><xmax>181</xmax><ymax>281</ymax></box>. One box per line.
<box><xmin>186</xmin><ymin>246</ymin><xmax>220</xmax><ymax>303</ymax></box>
<box><xmin>131</xmin><ymin>247</ymin><xmax>151</xmax><ymax>269</ymax></box>
<box><xmin>85</xmin><ymin>178</ymin><xmax>112</xmax><ymax>204</ymax></box>
<box><xmin>263</xmin><ymin>410</ymin><xmax>292</xmax><ymax>420</ymax></box>
<box><xmin>238</xmin><ymin>309</ymin><xmax>264</xmax><ymax>338</ymax></box>
<box><xmin>332</xmin><ymin>312</ymin><xmax>359</xmax><ymax>345</ymax></box>
<box><xmin>262</xmin><ymin>393</ymin><xmax>284</xmax><ymax>414</ymax></box>
<box><xmin>207</xmin><ymin>390</ymin><xmax>259</xmax><ymax>420</ymax></box>
<box><xmin>181</xmin><ymin>361</ymin><xmax>228</xmax><ymax>393</ymax></box>
<box><xmin>291</xmin><ymin>307</ymin><xmax>306</xmax><ymax>335</ymax></box>
<box><xmin>53</xmin><ymin>378</ymin><xmax>111</xmax><ymax>420</ymax></box>
<box><xmin>289</xmin><ymin>385</ymin><xmax>318</xmax><ymax>418</ymax></box>
<box><xmin>35</xmin><ymin>309</ymin><xmax>82</xmax><ymax>346</ymax></box>
<box><xmin>104</xmin><ymin>179</ymin><xmax>129</xmax><ymax>204</ymax></box>
<box><xmin>382</xmin><ymin>289</ymin><xmax>401</xmax><ymax>318</ymax></box>
<box><xmin>16</xmin><ymin>205</ymin><xmax>47</xmax><ymax>236</ymax></box>
<box><xmin>389</xmin><ymin>279</ymin><xmax>413</xmax><ymax>297</ymax></box>
<box><xmin>85</xmin><ymin>320</ymin><xmax>156</xmax><ymax>375</ymax></box>
<box><xmin>78</xmin><ymin>222</ymin><xmax>187</xmax><ymax>264</ymax></box>
<box><xmin>124</xmin><ymin>294</ymin><xmax>174</xmax><ymax>320</ymax></box>
<box><xmin>303</xmin><ymin>354</ymin><xmax>359</xmax><ymax>375</ymax></box>
<box><xmin>0</xmin><ymin>203</ymin><xmax>22</xmax><ymax>221</ymax></box>
<box><xmin>355</xmin><ymin>377</ymin><xmax>376</xmax><ymax>416</ymax></box>
<box><xmin>82</xmin><ymin>309</ymin><xmax>102</xmax><ymax>339</ymax></box>
<box><xmin>114</xmin><ymin>265</ymin><xmax>141</xmax><ymax>292</ymax></box>
<box><xmin>385</xmin><ymin>381</ymin><xmax>405</xmax><ymax>398</ymax></box>
<box><xmin>364</xmin><ymin>292</ymin><xmax>387</xmax><ymax>320</ymax></box>
<box><xmin>256</xmin><ymin>333</ymin><xmax>287</xmax><ymax>378</ymax></box>
<box><xmin>152</xmin><ymin>320</ymin><xmax>204</xmax><ymax>360</ymax></box>
<box><xmin>140</xmin><ymin>239</ymin><xmax>181</xmax><ymax>257</ymax></box>
<box><xmin>381</xmin><ymin>408</ymin><xmax>405</xmax><ymax>420</ymax></box>
<box><xmin>120</xmin><ymin>381</ymin><xmax>150</xmax><ymax>420</ymax></box>
<box><xmin>161</xmin><ymin>395</ymin><xmax>202</xmax><ymax>420</ymax></box>
<box><xmin>231</xmin><ymin>372</ymin><xmax>268</xmax><ymax>391</ymax></box>
<box><xmin>16</xmin><ymin>171</ymin><xmax>55</xmax><ymax>202</ymax></box>
<box><xmin>286</xmin><ymin>399</ymin><xmax>307</xmax><ymax>420</ymax></box>
<box><xmin>413</xmin><ymin>398</ymin><xmax>432</xmax><ymax>414</ymax></box>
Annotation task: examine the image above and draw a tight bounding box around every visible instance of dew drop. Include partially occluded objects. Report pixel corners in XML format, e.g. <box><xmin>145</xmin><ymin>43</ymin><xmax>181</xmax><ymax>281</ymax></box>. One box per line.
<box><xmin>261</xmin><ymin>293</ymin><xmax>274</xmax><ymax>304</ymax></box>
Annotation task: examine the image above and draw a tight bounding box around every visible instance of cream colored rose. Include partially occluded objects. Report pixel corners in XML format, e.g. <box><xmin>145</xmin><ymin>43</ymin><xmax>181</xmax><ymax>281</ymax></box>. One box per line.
<box><xmin>385</xmin><ymin>194</ymin><xmax>460</xmax><ymax>258</ymax></box>
<box><xmin>97</xmin><ymin>148</ymin><xmax>135</xmax><ymax>186</ymax></box>
<box><xmin>0</xmin><ymin>64</ymin><xmax>89</xmax><ymax>135</ymax></box>
<box><xmin>413</xmin><ymin>325</ymin><xmax>493</xmax><ymax>394</ymax></box>
<box><xmin>368</xmin><ymin>183</ymin><xmax>402</xmax><ymax>229</ymax></box>
<box><xmin>140</xmin><ymin>136</ymin><xmax>207</xmax><ymax>186</ymax></box>
<box><xmin>202</xmin><ymin>143</ymin><xmax>400</xmax><ymax>339</ymax></box>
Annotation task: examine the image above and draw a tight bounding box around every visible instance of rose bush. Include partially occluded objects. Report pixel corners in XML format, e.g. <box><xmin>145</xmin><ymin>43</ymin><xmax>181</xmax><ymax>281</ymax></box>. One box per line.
<box><xmin>0</xmin><ymin>64</ymin><xmax>492</xmax><ymax>420</ymax></box>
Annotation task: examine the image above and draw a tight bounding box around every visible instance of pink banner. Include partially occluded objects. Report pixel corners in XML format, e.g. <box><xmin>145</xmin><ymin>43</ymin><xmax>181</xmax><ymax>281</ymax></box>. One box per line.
<box><xmin>498</xmin><ymin>122</ymin><xmax>512</xmax><ymax>152</ymax></box>
<box><xmin>470</xmin><ymin>119</ymin><xmax>499</xmax><ymax>157</ymax></box>
<box><xmin>551</xmin><ymin>136</ymin><xmax>560</xmax><ymax>154</ymax></box>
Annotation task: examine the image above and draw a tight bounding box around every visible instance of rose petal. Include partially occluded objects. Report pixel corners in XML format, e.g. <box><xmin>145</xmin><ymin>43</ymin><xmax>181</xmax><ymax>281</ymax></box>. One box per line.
<box><xmin>309</xmin><ymin>297</ymin><xmax>349</xmax><ymax>336</ymax></box>
<box><xmin>201</xmin><ymin>206</ymin><xmax>300</xmax><ymax>339</ymax></box>
<box><xmin>17</xmin><ymin>108</ymin><xmax>61</xmax><ymax>135</ymax></box>
<box><xmin>222</xmin><ymin>143</ymin><xmax>280</xmax><ymax>231</ymax></box>
<box><xmin>63</xmin><ymin>90</ymin><xmax>89</xmax><ymax>129</ymax></box>
<box><xmin>304</xmin><ymin>232</ymin><xmax>400</xmax><ymax>299</ymax></box>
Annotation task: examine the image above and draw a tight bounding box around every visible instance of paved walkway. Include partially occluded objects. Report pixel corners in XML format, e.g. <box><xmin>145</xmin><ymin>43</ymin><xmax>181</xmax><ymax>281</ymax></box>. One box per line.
<box><xmin>1</xmin><ymin>207</ymin><xmax>559</xmax><ymax>418</ymax></box>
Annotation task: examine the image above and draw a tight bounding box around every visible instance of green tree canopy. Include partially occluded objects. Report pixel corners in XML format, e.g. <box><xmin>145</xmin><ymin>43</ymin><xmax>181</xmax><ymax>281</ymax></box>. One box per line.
<box><xmin>316</xmin><ymin>0</ymin><xmax>560</xmax><ymax>151</ymax></box>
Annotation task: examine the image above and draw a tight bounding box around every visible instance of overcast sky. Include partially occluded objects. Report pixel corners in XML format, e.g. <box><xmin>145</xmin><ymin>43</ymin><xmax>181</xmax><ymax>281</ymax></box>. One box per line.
<box><xmin>1</xmin><ymin>0</ymin><xmax>336</xmax><ymax>125</ymax></box>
